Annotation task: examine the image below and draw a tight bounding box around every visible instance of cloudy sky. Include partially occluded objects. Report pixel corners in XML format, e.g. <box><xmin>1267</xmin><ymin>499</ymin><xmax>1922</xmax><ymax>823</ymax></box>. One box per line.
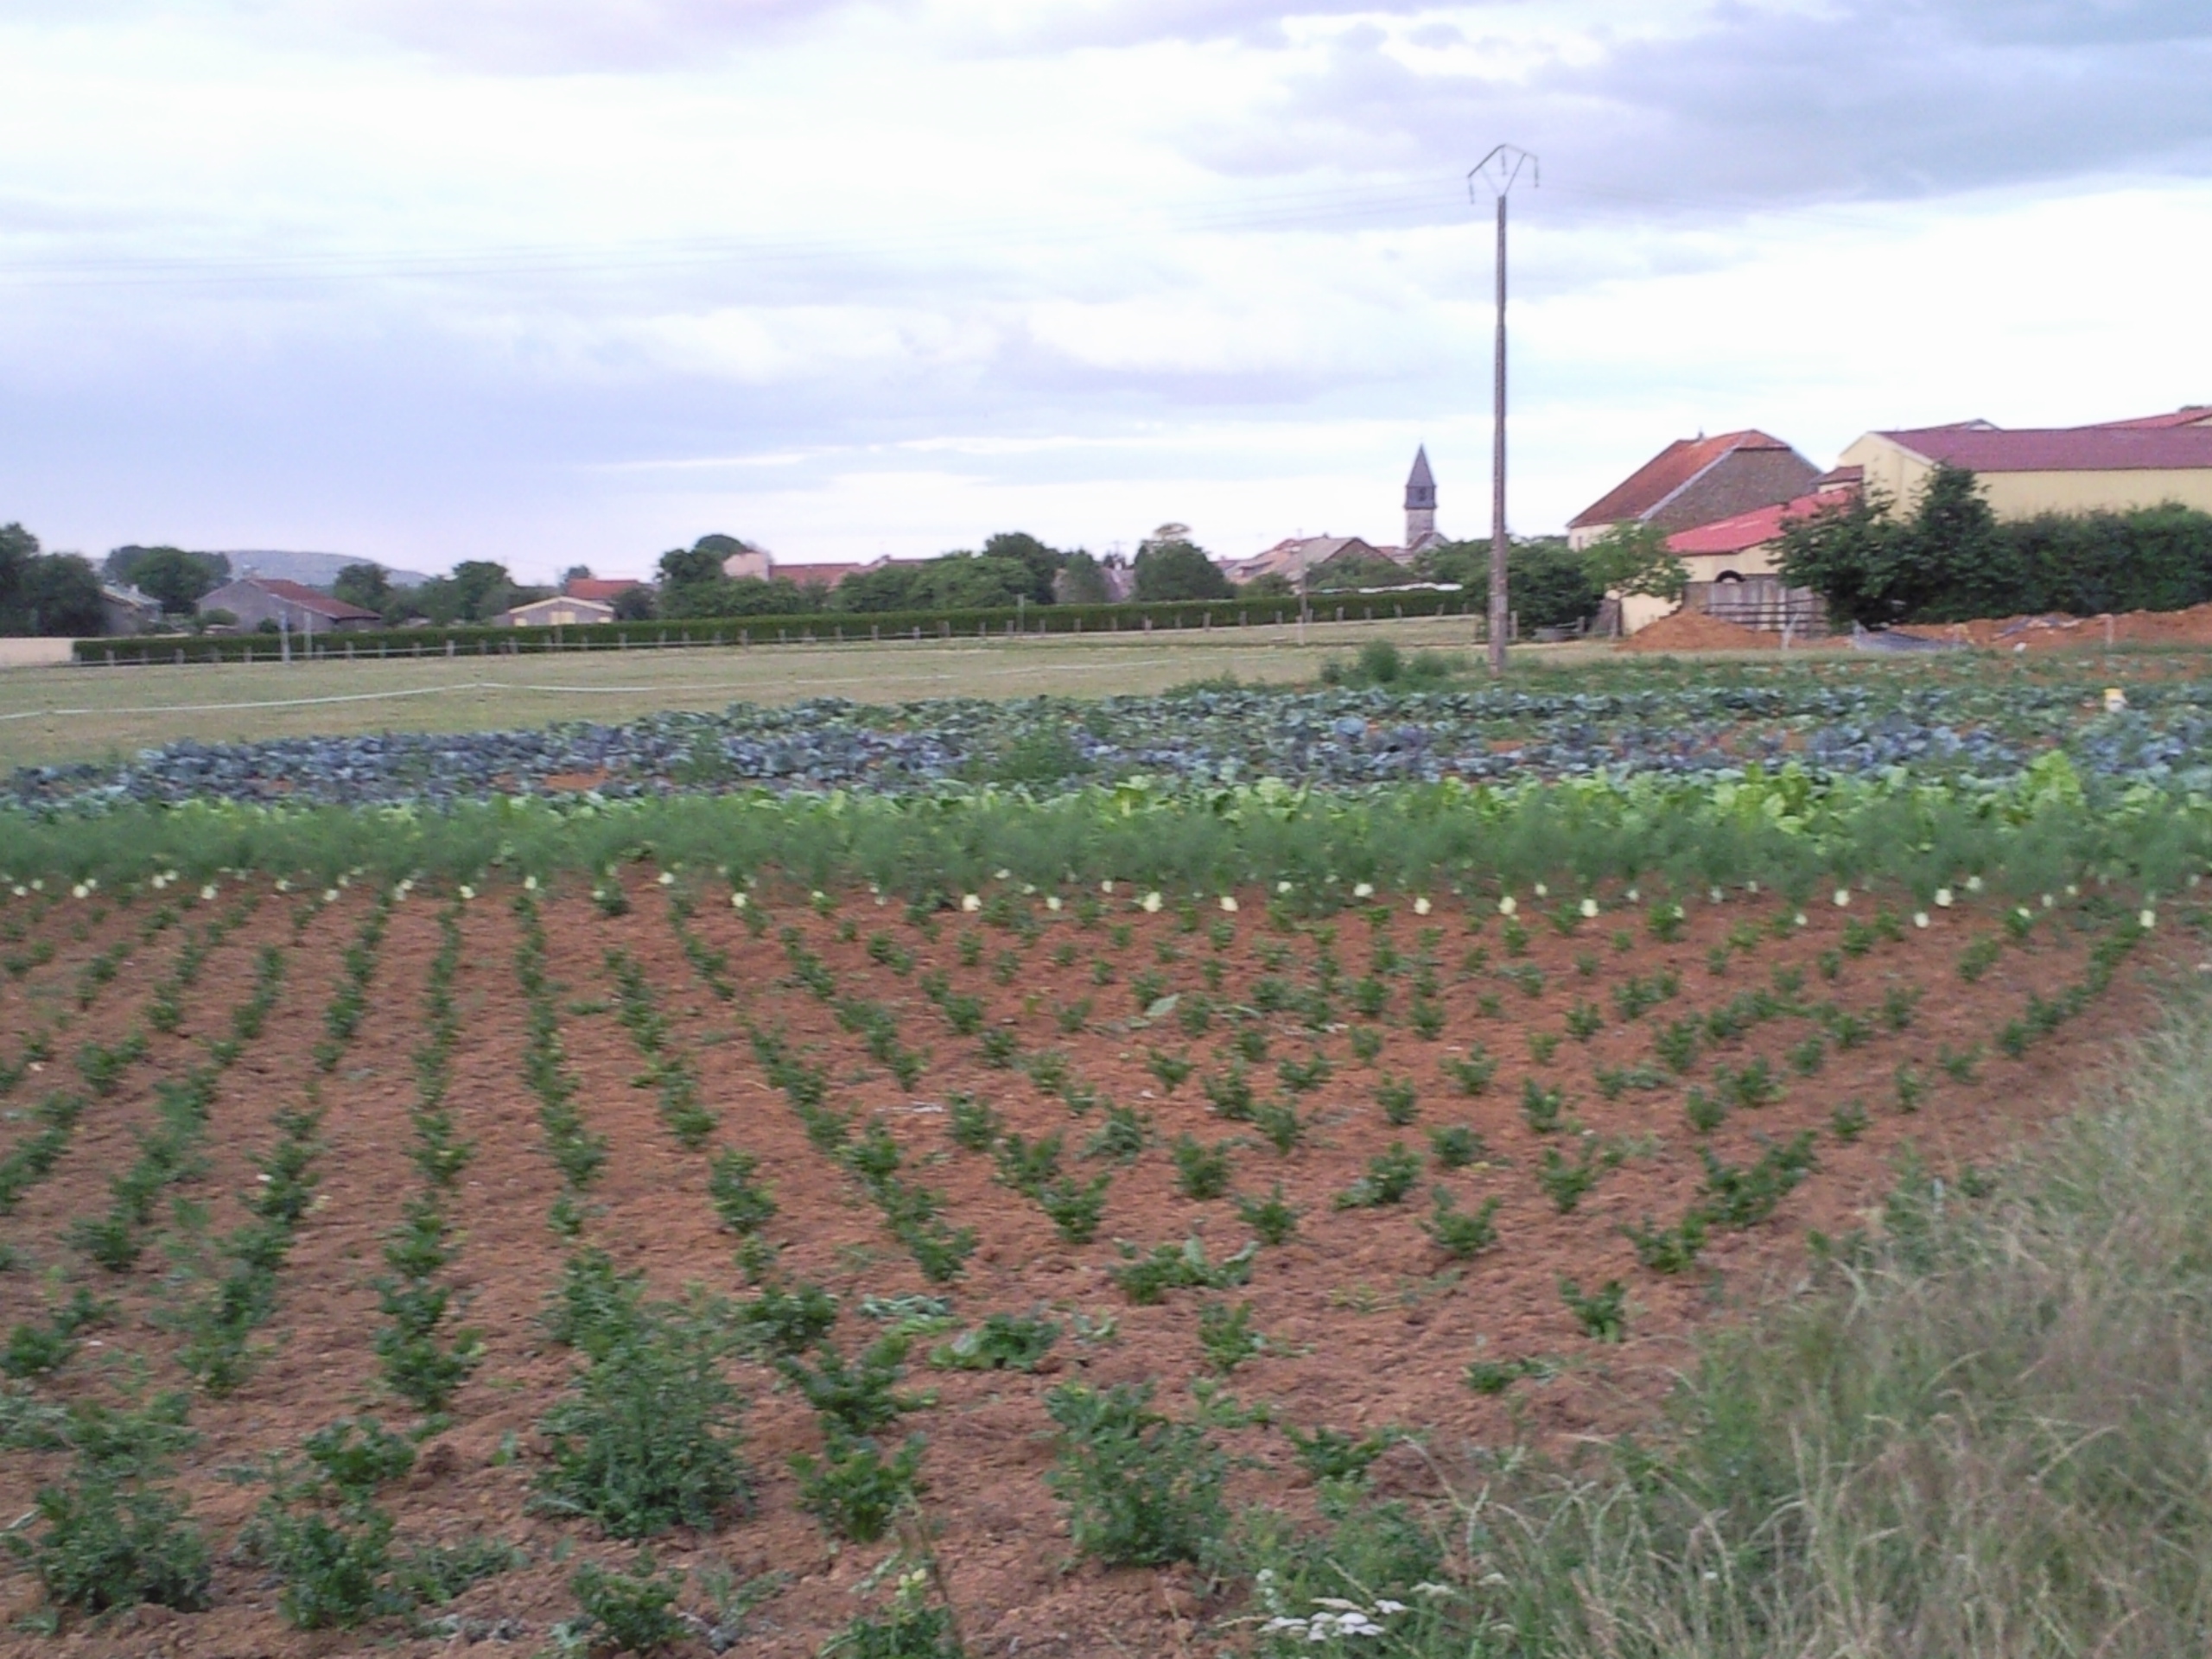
<box><xmin>2</xmin><ymin>1</ymin><xmax>2208</xmax><ymax>580</ymax></box>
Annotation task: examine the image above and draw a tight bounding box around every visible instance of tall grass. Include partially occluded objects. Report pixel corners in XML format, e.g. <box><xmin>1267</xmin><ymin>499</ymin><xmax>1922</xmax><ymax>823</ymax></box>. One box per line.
<box><xmin>1242</xmin><ymin>995</ymin><xmax>2212</xmax><ymax>1657</ymax></box>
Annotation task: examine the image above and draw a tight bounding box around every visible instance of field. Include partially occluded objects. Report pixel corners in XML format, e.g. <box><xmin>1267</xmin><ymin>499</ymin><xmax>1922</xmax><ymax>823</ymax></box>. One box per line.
<box><xmin>0</xmin><ymin>617</ymin><xmax>1526</xmax><ymax>772</ymax></box>
<box><xmin>3</xmin><ymin>637</ymin><xmax>2211</xmax><ymax>1656</ymax></box>
<box><xmin>0</xmin><ymin>842</ymin><xmax>2183</xmax><ymax>1656</ymax></box>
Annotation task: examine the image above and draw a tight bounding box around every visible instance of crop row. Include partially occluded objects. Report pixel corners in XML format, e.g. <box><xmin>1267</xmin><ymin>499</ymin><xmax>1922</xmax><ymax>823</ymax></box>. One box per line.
<box><xmin>0</xmin><ymin>753</ymin><xmax>2202</xmax><ymax>915</ymax></box>
<box><xmin>22</xmin><ymin>657</ymin><xmax>2212</xmax><ymax>809</ymax></box>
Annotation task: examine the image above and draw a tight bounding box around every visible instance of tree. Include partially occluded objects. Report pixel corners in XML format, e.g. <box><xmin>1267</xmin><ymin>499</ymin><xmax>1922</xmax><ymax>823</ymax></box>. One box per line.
<box><xmin>562</xmin><ymin>565</ymin><xmax>594</xmax><ymax>587</ymax></box>
<box><xmin>14</xmin><ymin>553</ymin><xmax>105</xmax><ymax>636</ymax></box>
<box><xmin>611</xmin><ymin>585</ymin><xmax>657</xmax><ymax>622</ymax></box>
<box><xmin>105</xmin><ymin>544</ymin><xmax>229</xmax><ymax>591</ymax></box>
<box><xmin>918</xmin><ymin>553</ymin><xmax>1033</xmax><ymax>610</ymax></box>
<box><xmin>658</xmin><ymin>545</ymin><xmax>724</xmax><ymax>590</ymax></box>
<box><xmin>2</xmin><ymin>527</ymin><xmax>106</xmax><ymax>637</ymax></box>
<box><xmin>332</xmin><ymin>563</ymin><xmax>392</xmax><ymax>613</ymax></box>
<box><xmin>833</xmin><ymin>563</ymin><xmax>928</xmax><ymax>614</ymax></box>
<box><xmin>1131</xmin><ymin>538</ymin><xmax>1232</xmax><ymax>602</ymax></box>
<box><xmin>1881</xmin><ymin>465</ymin><xmax>2014</xmax><ymax>621</ymax></box>
<box><xmin>409</xmin><ymin>561</ymin><xmax>524</xmax><ymax>625</ymax></box>
<box><xmin>1779</xmin><ymin>467</ymin><xmax>2012</xmax><ymax>627</ymax></box>
<box><xmin>981</xmin><ymin>532</ymin><xmax>1065</xmax><ymax>604</ymax></box>
<box><xmin>1581</xmin><ymin>522</ymin><xmax>1687</xmax><ymax>605</ymax></box>
<box><xmin>1504</xmin><ymin>539</ymin><xmax>1601</xmax><ymax>630</ymax></box>
<box><xmin>0</xmin><ymin>523</ymin><xmax>37</xmax><ymax>605</ymax></box>
<box><xmin>659</xmin><ymin>576</ymin><xmax>810</xmax><ymax>619</ymax></box>
<box><xmin>1421</xmin><ymin>536</ymin><xmax>1599</xmax><ymax>630</ymax></box>
<box><xmin>832</xmin><ymin>553</ymin><xmax>1036</xmax><ymax>613</ymax></box>
<box><xmin>1243</xmin><ymin>572</ymin><xmax>1296</xmax><ymax>599</ymax></box>
<box><xmin>1308</xmin><ymin>550</ymin><xmax>1418</xmax><ymax>592</ymax></box>
<box><xmin>105</xmin><ymin>546</ymin><xmax>226</xmax><ymax>613</ymax></box>
<box><xmin>1055</xmin><ymin>550</ymin><xmax>1112</xmax><ymax>606</ymax></box>
<box><xmin>1777</xmin><ymin>491</ymin><xmax>1896</xmax><ymax>628</ymax></box>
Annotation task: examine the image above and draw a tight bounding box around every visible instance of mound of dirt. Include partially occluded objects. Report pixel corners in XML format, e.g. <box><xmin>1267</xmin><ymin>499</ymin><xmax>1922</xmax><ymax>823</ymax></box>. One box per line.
<box><xmin>1898</xmin><ymin>602</ymin><xmax>2212</xmax><ymax>651</ymax></box>
<box><xmin>1618</xmin><ymin>608</ymin><xmax>1780</xmax><ymax>652</ymax></box>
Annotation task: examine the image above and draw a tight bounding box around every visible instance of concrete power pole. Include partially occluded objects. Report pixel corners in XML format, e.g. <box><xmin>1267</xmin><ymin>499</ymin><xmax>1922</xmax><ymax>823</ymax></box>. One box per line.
<box><xmin>1470</xmin><ymin>145</ymin><xmax>1535</xmax><ymax>677</ymax></box>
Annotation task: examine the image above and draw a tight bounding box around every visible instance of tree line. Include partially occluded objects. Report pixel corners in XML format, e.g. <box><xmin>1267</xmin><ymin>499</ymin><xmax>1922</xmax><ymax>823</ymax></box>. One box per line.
<box><xmin>1777</xmin><ymin>466</ymin><xmax>2212</xmax><ymax>626</ymax></box>
<box><xmin>639</xmin><ymin>530</ymin><xmax>1237</xmax><ymax>620</ymax></box>
<box><xmin>0</xmin><ymin>525</ymin><xmax>105</xmax><ymax>637</ymax></box>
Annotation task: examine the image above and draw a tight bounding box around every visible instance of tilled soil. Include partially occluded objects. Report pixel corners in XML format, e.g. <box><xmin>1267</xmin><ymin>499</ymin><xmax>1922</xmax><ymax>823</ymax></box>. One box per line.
<box><xmin>0</xmin><ymin>876</ymin><xmax>2183</xmax><ymax>1657</ymax></box>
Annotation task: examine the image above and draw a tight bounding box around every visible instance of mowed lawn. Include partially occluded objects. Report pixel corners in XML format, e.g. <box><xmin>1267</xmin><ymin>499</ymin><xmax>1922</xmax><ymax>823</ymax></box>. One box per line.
<box><xmin>0</xmin><ymin>616</ymin><xmax>1560</xmax><ymax>770</ymax></box>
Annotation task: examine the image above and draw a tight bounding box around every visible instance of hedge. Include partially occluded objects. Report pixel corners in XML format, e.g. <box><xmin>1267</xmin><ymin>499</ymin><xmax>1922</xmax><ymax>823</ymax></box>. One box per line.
<box><xmin>73</xmin><ymin>589</ymin><xmax>1478</xmax><ymax>666</ymax></box>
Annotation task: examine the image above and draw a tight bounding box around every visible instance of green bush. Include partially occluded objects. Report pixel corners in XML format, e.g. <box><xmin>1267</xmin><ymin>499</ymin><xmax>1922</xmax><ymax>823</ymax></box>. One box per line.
<box><xmin>1170</xmin><ymin>1134</ymin><xmax>1233</xmax><ymax>1199</ymax></box>
<box><xmin>778</xmin><ymin>1335</ymin><xmax>925</xmax><ymax>1438</ymax></box>
<box><xmin>537</xmin><ymin>1315</ymin><xmax>753</xmax><ymax>1538</ymax></box>
<box><xmin>1110</xmin><ymin>1237</ymin><xmax>1257</xmax><ymax>1305</ymax></box>
<box><xmin>1198</xmin><ymin>1300</ymin><xmax>1267</xmax><ymax>1374</ymax></box>
<box><xmin>10</xmin><ymin>1472</ymin><xmax>211</xmax><ymax>1617</ymax></box>
<box><xmin>1234</xmin><ymin>1184</ymin><xmax>1302</xmax><ymax>1245</ymax></box>
<box><xmin>1045</xmin><ymin>1382</ymin><xmax>1227</xmax><ymax>1567</ymax></box>
<box><xmin>245</xmin><ymin>1418</ymin><xmax>418</xmax><ymax>1630</ymax></box>
<box><xmin>823</xmin><ymin>1567</ymin><xmax>964</xmax><ymax>1658</ymax></box>
<box><xmin>708</xmin><ymin>1148</ymin><xmax>777</xmax><ymax>1235</ymax></box>
<box><xmin>792</xmin><ymin>1432</ymin><xmax>927</xmax><ymax>1542</ymax></box>
<box><xmin>930</xmin><ymin>1311</ymin><xmax>1059</xmax><ymax>1372</ymax></box>
<box><xmin>735</xmin><ymin>1281</ymin><xmax>839</xmax><ymax>1357</ymax></box>
<box><xmin>1560</xmin><ymin>1276</ymin><xmax>1627</xmax><ymax>1341</ymax></box>
<box><xmin>568</xmin><ymin>1553</ymin><xmax>687</xmax><ymax>1654</ymax></box>
<box><xmin>1335</xmin><ymin>1142</ymin><xmax>1423</xmax><ymax>1210</ymax></box>
<box><xmin>1421</xmin><ymin>1188</ymin><xmax>1502</xmax><ymax>1258</ymax></box>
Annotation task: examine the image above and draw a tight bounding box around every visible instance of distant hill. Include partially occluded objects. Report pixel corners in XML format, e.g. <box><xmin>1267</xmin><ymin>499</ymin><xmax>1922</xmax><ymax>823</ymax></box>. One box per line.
<box><xmin>216</xmin><ymin>550</ymin><xmax>435</xmax><ymax>590</ymax></box>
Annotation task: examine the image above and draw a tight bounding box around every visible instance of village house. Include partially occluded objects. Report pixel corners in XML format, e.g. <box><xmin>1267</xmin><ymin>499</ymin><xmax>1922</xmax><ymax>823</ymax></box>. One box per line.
<box><xmin>1567</xmin><ymin>430</ymin><xmax>1820</xmax><ymax>550</ymax></box>
<box><xmin>195</xmin><ymin>576</ymin><xmax>380</xmax><ymax>632</ymax></box>
<box><xmin>563</xmin><ymin>576</ymin><xmax>644</xmax><ymax>605</ymax></box>
<box><xmin>498</xmin><ymin>594</ymin><xmax>616</xmax><ymax>627</ymax></box>
<box><xmin>1838</xmin><ymin>410</ymin><xmax>2212</xmax><ymax>519</ymax></box>
<box><xmin>1223</xmin><ymin>448</ymin><xmax>1445</xmax><ymax>586</ymax></box>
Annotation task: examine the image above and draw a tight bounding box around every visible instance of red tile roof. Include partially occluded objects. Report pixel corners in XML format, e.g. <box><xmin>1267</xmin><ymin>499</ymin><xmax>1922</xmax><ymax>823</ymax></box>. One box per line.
<box><xmin>564</xmin><ymin>577</ymin><xmax>642</xmax><ymax>601</ymax></box>
<box><xmin>783</xmin><ymin>562</ymin><xmax>873</xmax><ymax>588</ymax></box>
<box><xmin>245</xmin><ymin>578</ymin><xmax>380</xmax><ymax>622</ymax></box>
<box><xmin>1880</xmin><ymin>425</ymin><xmax>2212</xmax><ymax>473</ymax></box>
<box><xmin>1667</xmin><ymin>487</ymin><xmax>1858</xmax><ymax>556</ymax></box>
<box><xmin>2089</xmin><ymin>406</ymin><xmax>2212</xmax><ymax>429</ymax></box>
<box><xmin>1568</xmin><ymin>430</ymin><xmax>1797</xmax><ymax>530</ymax></box>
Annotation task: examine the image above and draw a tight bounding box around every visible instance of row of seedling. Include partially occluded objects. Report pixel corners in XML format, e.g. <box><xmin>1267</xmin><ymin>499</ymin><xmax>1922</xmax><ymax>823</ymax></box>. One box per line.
<box><xmin>606</xmin><ymin>948</ymin><xmax>717</xmax><ymax>1147</ymax></box>
<box><xmin>70</xmin><ymin>944</ymin><xmax>286</xmax><ymax>1274</ymax></box>
<box><xmin>513</xmin><ymin>891</ymin><xmax>608</xmax><ymax>1228</ymax></box>
<box><xmin>378</xmin><ymin>902</ymin><xmax>482</xmax><ymax>1417</ymax></box>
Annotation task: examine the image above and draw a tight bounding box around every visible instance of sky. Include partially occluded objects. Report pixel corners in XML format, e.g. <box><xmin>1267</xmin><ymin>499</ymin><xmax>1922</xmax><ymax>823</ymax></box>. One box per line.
<box><xmin>1</xmin><ymin>1</ymin><xmax>2209</xmax><ymax>582</ymax></box>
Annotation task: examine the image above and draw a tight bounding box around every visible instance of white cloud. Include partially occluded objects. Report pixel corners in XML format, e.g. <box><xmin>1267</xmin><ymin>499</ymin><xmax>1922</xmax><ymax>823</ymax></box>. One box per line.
<box><xmin>0</xmin><ymin>1</ymin><xmax>2206</xmax><ymax>579</ymax></box>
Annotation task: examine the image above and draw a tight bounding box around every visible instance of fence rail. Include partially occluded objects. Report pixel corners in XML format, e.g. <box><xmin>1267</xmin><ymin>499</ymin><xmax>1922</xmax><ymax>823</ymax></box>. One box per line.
<box><xmin>72</xmin><ymin>592</ymin><xmax>1500</xmax><ymax>668</ymax></box>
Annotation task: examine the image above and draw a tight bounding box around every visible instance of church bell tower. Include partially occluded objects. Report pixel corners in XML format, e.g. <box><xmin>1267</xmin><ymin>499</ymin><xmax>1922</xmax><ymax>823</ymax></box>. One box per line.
<box><xmin>1404</xmin><ymin>445</ymin><xmax>1438</xmax><ymax>550</ymax></box>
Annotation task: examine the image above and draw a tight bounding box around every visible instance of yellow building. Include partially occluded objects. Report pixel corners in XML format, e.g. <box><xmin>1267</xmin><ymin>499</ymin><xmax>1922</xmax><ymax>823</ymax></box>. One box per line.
<box><xmin>1839</xmin><ymin>408</ymin><xmax>2212</xmax><ymax>519</ymax></box>
<box><xmin>499</xmin><ymin>595</ymin><xmax>616</xmax><ymax>627</ymax></box>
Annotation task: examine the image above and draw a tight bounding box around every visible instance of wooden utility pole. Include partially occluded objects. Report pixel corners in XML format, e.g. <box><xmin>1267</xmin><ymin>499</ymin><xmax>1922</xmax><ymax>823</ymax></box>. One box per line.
<box><xmin>1470</xmin><ymin>146</ymin><xmax>1535</xmax><ymax>677</ymax></box>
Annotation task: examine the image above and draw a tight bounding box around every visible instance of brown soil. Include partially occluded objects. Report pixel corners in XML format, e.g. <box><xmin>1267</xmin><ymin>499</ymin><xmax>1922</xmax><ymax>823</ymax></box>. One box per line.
<box><xmin>0</xmin><ymin>877</ymin><xmax>2184</xmax><ymax>1657</ymax></box>
<box><xmin>1898</xmin><ymin>601</ymin><xmax>2212</xmax><ymax>651</ymax></box>
<box><xmin>1618</xmin><ymin>610</ymin><xmax>1780</xmax><ymax>652</ymax></box>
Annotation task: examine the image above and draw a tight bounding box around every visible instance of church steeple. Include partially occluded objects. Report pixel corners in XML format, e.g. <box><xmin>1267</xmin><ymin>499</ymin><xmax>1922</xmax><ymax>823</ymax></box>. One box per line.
<box><xmin>1404</xmin><ymin>445</ymin><xmax>1438</xmax><ymax>549</ymax></box>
